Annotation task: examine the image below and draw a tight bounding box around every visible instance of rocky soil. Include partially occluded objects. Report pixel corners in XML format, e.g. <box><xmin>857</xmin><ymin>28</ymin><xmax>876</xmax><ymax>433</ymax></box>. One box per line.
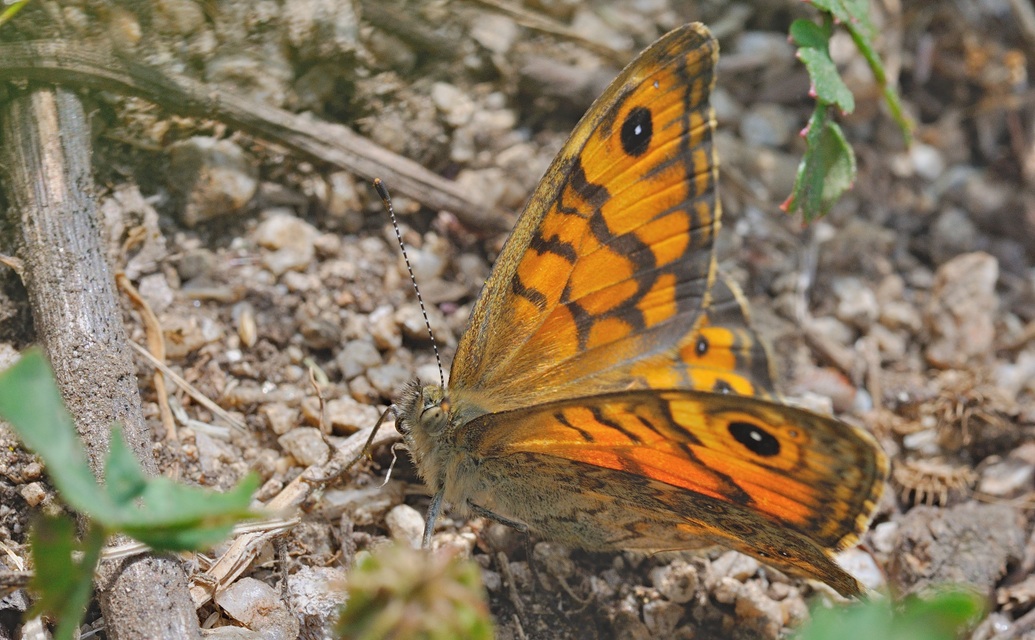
<box><xmin>1</xmin><ymin>1</ymin><xmax>1034</xmax><ymax>638</ymax></box>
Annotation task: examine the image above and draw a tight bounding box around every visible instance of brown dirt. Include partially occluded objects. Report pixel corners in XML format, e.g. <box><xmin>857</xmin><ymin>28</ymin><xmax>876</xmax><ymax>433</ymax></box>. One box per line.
<box><xmin>1</xmin><ymin>1</ymin><xmax>1034</xmax><ymax>639</ymax></box>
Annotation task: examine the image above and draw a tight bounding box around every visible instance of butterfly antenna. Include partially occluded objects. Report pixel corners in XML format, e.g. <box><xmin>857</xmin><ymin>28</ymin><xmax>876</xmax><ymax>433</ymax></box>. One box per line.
<box><xmin>374</xmin><ymin>179</ymin><xmax>446</xmax><ymax>390</ymax></box>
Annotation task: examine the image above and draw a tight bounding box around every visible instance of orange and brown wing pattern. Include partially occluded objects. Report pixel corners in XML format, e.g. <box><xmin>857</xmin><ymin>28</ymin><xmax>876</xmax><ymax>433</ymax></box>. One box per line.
<box><xmin>395</xmin><ymin>23</ymin><xmax>889</xmax><ymax>597</ymax></box>
<box><xmin>644</xmin><ymin>273</ymin><xmax>778</xmax><ymax>397</ymax></box>
<box><xmin>462</xmin><ymin>389</ymin><xmax>886</xmax><ymax>555</ymax></box>
<box><xmin>450</xmin><ymin>25</ymin><xmax>722</xmax><ymax>411</ymax></box>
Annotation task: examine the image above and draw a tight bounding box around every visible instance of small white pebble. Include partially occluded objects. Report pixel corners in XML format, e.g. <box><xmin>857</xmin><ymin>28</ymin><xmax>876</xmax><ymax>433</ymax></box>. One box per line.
<box><xmin>385</xmin><ymin>504</ymin><xmax>425</xmax><ymax>548</ymax></box>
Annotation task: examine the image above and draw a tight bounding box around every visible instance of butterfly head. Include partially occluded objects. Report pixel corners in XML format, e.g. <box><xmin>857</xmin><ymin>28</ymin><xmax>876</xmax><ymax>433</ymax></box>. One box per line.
<box><xmin>396</xmin><ymin>380</ymin><xmax>451</xmax><ymax>438</ymax></box>
<box><xmin>395</xmin><ymin>379</ymin><xmax>457</xmax><ymax>493</ymax></box>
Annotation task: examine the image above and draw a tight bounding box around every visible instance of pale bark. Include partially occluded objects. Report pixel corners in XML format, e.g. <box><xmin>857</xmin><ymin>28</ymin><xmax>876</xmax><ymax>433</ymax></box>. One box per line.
<box><xmin>0</xmin><ymin>87</ymin><xmax>200</xmax><ymax>640</ymax></box>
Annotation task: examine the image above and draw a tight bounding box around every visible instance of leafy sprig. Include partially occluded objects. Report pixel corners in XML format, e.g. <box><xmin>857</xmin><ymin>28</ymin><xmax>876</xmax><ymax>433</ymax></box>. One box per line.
<box><xmin>783</xmin><ymin>0</ymin><xmax>912</xmax><ymax>220</ymax></box>
<box><xmin>0</xmin><ymin>350</ymin><xmax>259</xmax><ymax>639</ymax></box>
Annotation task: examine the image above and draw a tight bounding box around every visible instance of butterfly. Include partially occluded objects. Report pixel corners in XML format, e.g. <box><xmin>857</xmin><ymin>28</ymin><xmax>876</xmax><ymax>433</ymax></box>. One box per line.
<box><xmin>393</xmin><ymin>22</ymin><xmax>888</xmax><ymax>597</ymax></box>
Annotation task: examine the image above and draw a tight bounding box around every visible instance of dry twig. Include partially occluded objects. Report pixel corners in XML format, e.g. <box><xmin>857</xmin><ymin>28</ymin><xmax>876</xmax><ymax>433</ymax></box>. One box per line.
<box><xmin>117</xmin><ymin>272</ymin><xmax>177</xmax><ymax>442</ymax></box>
<box><xmin>0</xmin><ymin>39</ymin><xmax>512</xmax><ymax>232</ymax></box>
<box><xmin>188</xmin><ymin>423</ymin><xmax>398</xmax><ymax>607</ymax></box>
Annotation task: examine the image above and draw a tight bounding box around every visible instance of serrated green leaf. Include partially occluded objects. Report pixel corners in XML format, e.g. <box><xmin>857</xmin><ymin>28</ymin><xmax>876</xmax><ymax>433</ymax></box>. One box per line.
<box><xmin>783</xmin><ymin>108</ymin><xmax>856</xmax><ymax>220</ymax></box>
<box><xmin>789</xmin><ymin>19</ymin><xmax>829</xmax><ymax>50</ymax></box>
<box><xmin>785</xmin><ymin>0</ymin><xmax>912</xmax><ymax>214</ymax></box>
<box><xmin>798</xmin><ymin>48</ymin><xmax>855</xmax><ymax>113</ymax></box>
<box><xmin>809</xmin><ymin>0</ymin><xmax>875</xmax><ymax>37</ymax></box>
<box><xmin>0</xmin><ymin>350</ymin><xmax>117</xmax><ymax>520</ymax></box>
<box><xmin>28</xmin><ymin>515</ymin><xmax>106</xmax><ymax>640</ymax></box>
<box><xmin>790</xmin><ymin>19</ymin><xmax>854</xmax><ymax>113</ymax></box>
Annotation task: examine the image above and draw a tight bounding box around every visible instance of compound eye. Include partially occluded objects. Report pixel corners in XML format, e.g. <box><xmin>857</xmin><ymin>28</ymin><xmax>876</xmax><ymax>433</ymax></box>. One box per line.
<box><xmin>421</xmin><ymin>405</ymin><xmax>447</xmax><ymax>433</ymax></box>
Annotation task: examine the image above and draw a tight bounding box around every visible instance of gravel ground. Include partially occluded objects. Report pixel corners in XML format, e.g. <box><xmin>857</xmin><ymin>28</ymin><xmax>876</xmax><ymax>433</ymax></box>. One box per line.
<box><xmin>1</xmin><ymin>1</ymin><xmax>1034</xmax><ymax>638</ymax></box>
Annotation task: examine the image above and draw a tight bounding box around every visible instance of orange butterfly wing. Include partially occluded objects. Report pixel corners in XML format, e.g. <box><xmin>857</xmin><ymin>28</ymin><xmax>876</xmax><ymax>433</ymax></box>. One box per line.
<box><xmin>450</xmin><ymin>24</ymin><xmax>738</xmax><ymax>413</ymax></box>
<box><xmin>396</xmin><ymin>23</ymin><xmax>888</xmax><ymax>597</ymax></box>
<box><xmin>461</xmin><ymin>390</ymin><xmax>884</xmax><ymax>553</ymax></box>
<box><xmin>672</xmin><ymin>273</ymin><xmax>778</xmax><ymax>397</ymax></box>
<box><xmin>457</xmin><ymin>389</ymin><xmax>885</xmax><ymax>595</ymax></box>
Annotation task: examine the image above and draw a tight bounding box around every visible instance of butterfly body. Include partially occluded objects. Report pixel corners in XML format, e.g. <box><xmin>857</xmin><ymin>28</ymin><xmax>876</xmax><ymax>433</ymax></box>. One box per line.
<box><xmin>395</xmin><ymin>23</ymin><xmax>887</xmax><ymax>598</ymax></box>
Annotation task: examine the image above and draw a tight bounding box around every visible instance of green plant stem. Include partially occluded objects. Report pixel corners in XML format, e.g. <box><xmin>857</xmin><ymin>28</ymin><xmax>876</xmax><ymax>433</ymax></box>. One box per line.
<box><xmin>54</xmin><ymin>524</ymin><xmax>107</xmax><ymax>640</ymax></box>
<box><xmin>844</xmin><ymin>22</ymin><xmax>912</xmax><ymax>143</ymax></box>
<box><xmin>0</xmin><ymin>0</ymin><xmax>30</xmax><ymax>28</ymax></box>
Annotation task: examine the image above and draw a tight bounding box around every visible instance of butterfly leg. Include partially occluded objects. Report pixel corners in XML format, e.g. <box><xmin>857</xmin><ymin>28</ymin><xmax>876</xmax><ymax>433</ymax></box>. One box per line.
<box><xmin>523</xmin><ymin>532</ymin><xmax>542</xmax><ymax>593</ymax></box>
<box><xmin>468</xmin><ymin>501</ymin><xmax>543</xmax><ymax>592</ymax></box>
<box><xmin>468</xmin><ymin>502</ymin><xmax>588</xmax><ymax>604</ymax></box>
<box><xmin>422</xmin><ymin>489</ymin><xmax>445</xmax><ymax>548</ymax></box>
<box><xmin>467</xmin><ymin>500</ymin><xmax>529</xmax><ymax>534</ymax></box>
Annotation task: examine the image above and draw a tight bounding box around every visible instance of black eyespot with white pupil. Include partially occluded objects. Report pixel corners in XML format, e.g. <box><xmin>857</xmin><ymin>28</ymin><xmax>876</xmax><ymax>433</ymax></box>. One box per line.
<box><xmin>729</xmin><ymin>422</ymin><xmax>780</xmax><ymax>457</ymax></box>
<box><xmin>695</xmin><ymin>336</ymin><xmax>709</xmax><ymax>356</ymax></box>
<box><xmin>620</xmin><ymin>106</ymin><xmax>653</xmax><ymax>157</ymax></box>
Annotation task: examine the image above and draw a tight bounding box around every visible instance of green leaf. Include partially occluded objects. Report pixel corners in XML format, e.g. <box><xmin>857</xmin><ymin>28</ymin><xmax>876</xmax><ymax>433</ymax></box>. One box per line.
<box><xmin>789</xmin><ymin>18</ymin><xmax>829</xmax><ymax>50</ymax></box>
<box><xmin>895</xmin><ymin>590</ymin><xmax>986</xmax><ymax>639</ymax></box>
<box><xmin>782</xmin><ymin>107</ymin><xmax>856</xmax><ymax>220</ymax></box>
<box><xmin>1</xmin><ymin>349</ymin><xmax>261</xmax><ymax>640</ymax></box>
<box><xmin>0</xmin><ymin>350</ymin><xmax>117</xmax><ymax>519</ymax></box>
<box><xmin>809</xmin><ymin>0</ymin><xmax>875</xmax><ymax>39</ymax></box>
<box><xmin>119</xmin><ymin>472</ymin><xmax>261</xmax><ymax>551</ymax></box>
<box><xmin>783</xmin><ymin>0</ymin><xmax>912</xmax><ymax>218</ymax></box>
<box><xmin>0</xmin><ymin>350</ymin><xmax>260</xmax><ymax>551</ymax></box>
<box><xmin>28</xmin><ymin>515</ymin><xmax>106</xmax><ymax>640</ymax></box>
<box><xmin>793</xmin><ymin>588</ymin><xmax>984</xmax><ymax>640</ymax></box>
<box><xmin>798</xmin><ymin>49</ymin><xmax>855</xmax><ymax>113</ymax></box>
<box><xmin>803</xmin><ymin>0</ymin><xmax>911</xmax><ymax>142</ymax></box>
<box><xmin>103</xmin><ymin>426</ymin><xmax>260</xmax><ymax>550</ymax></box>
<box><xmin>790</xmin><ymin>20</ymin><xmax>854</xmax><ymax>113</ymax></box>
<box><xmin>104</xmin><ymin>426</ymin><xmax>149</xmax><ymax>505</ymax></box>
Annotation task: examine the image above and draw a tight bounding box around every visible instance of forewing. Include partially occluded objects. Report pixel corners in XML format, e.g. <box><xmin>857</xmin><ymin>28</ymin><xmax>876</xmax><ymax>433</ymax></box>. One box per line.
<box><xmin>451</xmin><ymin>24</ymin><xmax>723</xmax><ymax>411</ymax></box>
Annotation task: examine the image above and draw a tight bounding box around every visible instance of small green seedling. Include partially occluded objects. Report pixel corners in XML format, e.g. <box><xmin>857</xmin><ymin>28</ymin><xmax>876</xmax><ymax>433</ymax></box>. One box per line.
<box><xmin>0</xmin><ymin>349</ymin><xmax>260</xmax><ymax>639</ymax></box>
<box><xmin>784</xmin><ymin>0</ymin><xmax>912</xmax><ymax>220</ymax></box>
